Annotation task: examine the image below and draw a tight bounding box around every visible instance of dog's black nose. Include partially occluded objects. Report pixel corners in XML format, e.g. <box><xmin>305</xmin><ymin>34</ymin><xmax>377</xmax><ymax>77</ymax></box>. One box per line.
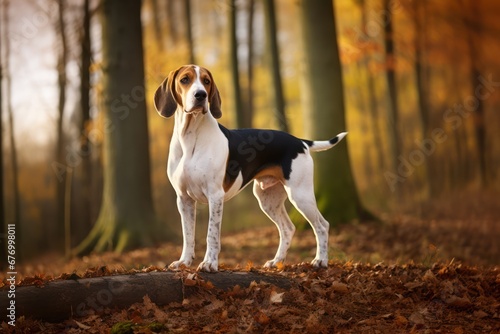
<box><xmin>194</xmin><ymin>90</ymin><xmax>207</xmax><ymax>101</ymax></box>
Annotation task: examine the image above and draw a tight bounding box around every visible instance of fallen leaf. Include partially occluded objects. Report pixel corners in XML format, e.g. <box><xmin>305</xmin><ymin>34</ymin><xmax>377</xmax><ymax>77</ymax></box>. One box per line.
<box><xmin>409</xmin><ymin>311</ymin><xmax>425</xmax><ymax>325</ymax></box>
<box><xmin>270</xmin><ymin>291</ymin><xmax>284</xmax><ymax>304</ymax></box>
<box><xmin>394</xmin><ymin>315</ymin><xmax>408</xmax><ymax>327</ymax></box>
<box><xmin>331</xmin><ymin>281</ymin><xmax>348</xmax><ymax>293</ymax></box>
<box><xmin>473</xmin><ymin>310</ymin><xmax>488</xmax><ymax>319</ymax></box>
<box><xmin>422</xmin><ymin>270</ymin><xmax>437</xmax><ymax>283</ymax></box>
<box><xmin>445</xmin><ymin>296</ymin><xmax>471</xmax><ymax>308</ymax></box>
<box><xmin>74</xmin><ymin>320</ymin><xmax>91</xmax><ymax>330</ymax></box>
<box><xmin>254</xmin><ymin>311</ymin><xmax>270</xmax><ymax>325</ymax></box>
<box><xmin>404</xmin><ymin>281</ymin><xmax>424</xmax><ymax>291</ymax></box>
<box><xmin>205</xmin><ymin>299</ymin><xmax>225</xmax><ymax>312</ymax></box>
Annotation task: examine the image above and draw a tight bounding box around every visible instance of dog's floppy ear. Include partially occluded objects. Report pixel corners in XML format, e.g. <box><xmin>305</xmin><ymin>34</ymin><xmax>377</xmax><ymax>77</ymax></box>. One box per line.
<box><xmin>154</xmin><ymin>70</ymin><xmax>180</xmax><ymax>118</ymax></box>
<box><xmin>207</xmin><ymin>71</ymin><xmax>222</xmax><ymax>119</ymax></box>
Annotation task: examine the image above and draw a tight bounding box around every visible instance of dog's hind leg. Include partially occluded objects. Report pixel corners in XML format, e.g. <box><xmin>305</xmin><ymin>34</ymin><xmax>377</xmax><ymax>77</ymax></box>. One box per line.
<box><xmin>285</xmin><ymin>154</ymin><xmax>330</xmax><ymax>268</ymax></box>
<box><xmin>253</xmin><ymin>180</ymin><xmax>296</xmax><ymax>268</ymax></box>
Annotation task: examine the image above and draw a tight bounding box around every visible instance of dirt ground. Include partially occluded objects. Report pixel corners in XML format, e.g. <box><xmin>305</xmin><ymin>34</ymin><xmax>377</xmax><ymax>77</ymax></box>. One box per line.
<box><xmin>2</xmin><ymin>191</ymin><xmax>500</xmax><ymax>333</ymax></box>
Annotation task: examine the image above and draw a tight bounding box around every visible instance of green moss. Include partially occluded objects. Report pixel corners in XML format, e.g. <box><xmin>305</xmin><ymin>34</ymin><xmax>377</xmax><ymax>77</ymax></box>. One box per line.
<box><xmin>110</xmin><ymin>321</ymin><xmax>134</xmax><ymax>334</ymax></box>
<box><xmin>148</xmin><ymin>322</ymin><xmax>166</xmax><ymax>332</ymax></box>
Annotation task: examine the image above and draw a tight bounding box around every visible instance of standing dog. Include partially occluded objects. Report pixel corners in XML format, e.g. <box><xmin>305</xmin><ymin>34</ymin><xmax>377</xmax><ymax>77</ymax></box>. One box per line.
<box><xmin>154</xmin><ymin>65</ymin><xmax>347</xmax><ymax>272</ymax></box>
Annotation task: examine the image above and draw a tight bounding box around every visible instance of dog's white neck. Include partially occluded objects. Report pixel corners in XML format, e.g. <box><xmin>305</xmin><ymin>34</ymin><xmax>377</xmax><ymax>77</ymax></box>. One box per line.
<box><xmin>174</xmin><ymin>107</ymin><xmax>218</xmax><ymax>150</ymax></box>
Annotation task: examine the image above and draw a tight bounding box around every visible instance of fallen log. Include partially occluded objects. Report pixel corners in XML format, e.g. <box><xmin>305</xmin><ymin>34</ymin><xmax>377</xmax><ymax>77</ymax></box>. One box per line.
<box><xmin>1</xmin><ymin>271</ymin><xmax>292</xmax><ymax>322</ymax></box>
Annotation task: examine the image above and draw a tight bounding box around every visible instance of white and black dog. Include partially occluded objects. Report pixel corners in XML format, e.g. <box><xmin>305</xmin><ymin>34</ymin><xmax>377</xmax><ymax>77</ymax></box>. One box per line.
<box><xmin>154</xmin><ymin>65</ymin><xmax>347</xmax><ymax>272</ymax></box>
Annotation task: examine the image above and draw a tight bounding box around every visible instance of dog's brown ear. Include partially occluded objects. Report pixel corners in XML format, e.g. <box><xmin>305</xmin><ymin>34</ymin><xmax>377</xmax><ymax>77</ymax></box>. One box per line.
<box><xmin>208</xmin><ymin>71</ymin><xmax>222</xmax><ymax>119</ymax></box>
<box><xmin>154</xmin><ymin>70</ymin><xmax>179</xmax><ymax>118</ymax></box>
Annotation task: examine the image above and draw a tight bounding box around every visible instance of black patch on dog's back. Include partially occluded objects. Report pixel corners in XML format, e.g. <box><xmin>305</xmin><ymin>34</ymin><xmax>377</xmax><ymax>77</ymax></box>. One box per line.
<box><xmin>218</xmin><ymin>124</ymin><xmax>308</xmax><ymax>189</ymax></box>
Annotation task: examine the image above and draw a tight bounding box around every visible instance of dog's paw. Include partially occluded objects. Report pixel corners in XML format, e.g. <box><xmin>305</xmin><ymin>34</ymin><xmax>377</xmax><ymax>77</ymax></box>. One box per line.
<box><xmin>168</xmin><ymin>260</ymin><xmax>191</xmax><ymax>271</ymax></box>
<box><xmin>311</xmin><ymin>258</ymin><xmax>328</xmax><ymax>268</ymax></box>
<box><xmin>197</xmin><ymin>261</ymin><xmax>218</xmax><ymax>272</ymax></box>
<box><xmin>263</xmin><ymin>259</ymin><xmax>284</xmax><ymax>268</ymax></box>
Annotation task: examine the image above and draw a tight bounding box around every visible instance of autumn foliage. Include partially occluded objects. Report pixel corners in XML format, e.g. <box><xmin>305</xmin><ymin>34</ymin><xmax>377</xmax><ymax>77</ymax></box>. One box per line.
<box><xmin>2</xmin><ymin>261</ymin><xmax>499</xmax><ymax>333</ymax></box>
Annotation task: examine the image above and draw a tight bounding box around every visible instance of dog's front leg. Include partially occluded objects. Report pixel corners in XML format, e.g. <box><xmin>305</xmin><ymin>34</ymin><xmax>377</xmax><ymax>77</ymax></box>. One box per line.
<box><xmin>169</xmin><ymin>195</ymin><xmax>196</xmax><ymax>270</ymax></box>
<box><xmin>198</xmin><ymin>192</ymin><xmax>224</xmax><ymax>272</ymax></box>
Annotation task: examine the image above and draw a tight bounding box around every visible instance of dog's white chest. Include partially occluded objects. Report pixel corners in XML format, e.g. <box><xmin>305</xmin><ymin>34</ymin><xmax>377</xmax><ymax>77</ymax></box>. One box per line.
<box><xmin>176</xmin><ymin>157</ymin><xmax>212</xmax><ymax>203</ymax></box>
<box><xmin>168</xmin><ymin>130</ymin><xmax>228</xmax><ymax>203</ymax></box>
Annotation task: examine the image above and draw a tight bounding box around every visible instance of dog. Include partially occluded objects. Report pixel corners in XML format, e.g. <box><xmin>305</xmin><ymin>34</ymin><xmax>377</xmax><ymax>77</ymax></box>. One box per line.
<box><xmin>154</xmin><ymin>65</ymin><xmax>347</xmax><ymax>272</ymax></box>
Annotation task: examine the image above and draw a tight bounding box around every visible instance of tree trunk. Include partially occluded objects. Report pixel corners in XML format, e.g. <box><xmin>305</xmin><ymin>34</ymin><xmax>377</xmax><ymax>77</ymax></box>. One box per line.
<box><xmin>465</xmin><ymin>0</ymin><xmax>487</xmax><ymax>186</ymax></box>
<box><xmin>166</xmin><ymin>0</ymin><xmax>179</xmax><ymax>48</ymax></box>
<box><xmin>359</xmin><ymin>0</ymin><xmax>384</xmax><ymax>175</ymax></box>
<box><xmin>77</xmin><ymin>0</ymin><xmax>92</xmax><ymax>242</ymax></box>
<box><xmin>74</xmin><ymin>0</ymin><xmax>158</xmax><ymax>255</ymax></box>
<box><xmin>245</xmin><ymin>0</ymin><xmax>255</xmax><ymax>128</ymax></box>
<box><xmin>263</xmin><ymin>0</ymin><xmax>288</xmax><ymax>132</ymax></box>
<box><xmin>151</xmin><ymin>0</ymin><xmax>164</xmax><ymax>51</ymax></box>
<box><xmin>55</xmin><ymin>0</ymin><xmax>68</xmax><ymax>250</ymax></box>
<box><xmin>0</xmin><ymin>6</ymin><xmax>4</xmax><ymax>269</ymax></box>
<box><xmin>299</xmin><ymin>0</ymin><xmax>373</xmax><ymax>223</ymax></box>
<box><xmin>412</xmin><ymin>0</ymin><xmax>433</xmax><ymax>195</ymax></box>
<box><xmin>0</xmin><ymin>271</ymin><xmax>292</xmax><ymax>322</ymax></box>
<box><xmin>2</xmin><ymin>0</ymin><xmax>21</xmax><ymax>260</ymax></box>
<box><xmin>229</xmin><ymin>0</ymin><xmax>246</xmax><ymax>128</ymax></box>
<box><xmin>185</xmin><ymin>0</ymin><xmax>195</xmax><ymax>64</ymax></box>
<box><xmin>383</xmin><ymin>0</ymin><xmax>402</xmax><ymax>194</ymax></box>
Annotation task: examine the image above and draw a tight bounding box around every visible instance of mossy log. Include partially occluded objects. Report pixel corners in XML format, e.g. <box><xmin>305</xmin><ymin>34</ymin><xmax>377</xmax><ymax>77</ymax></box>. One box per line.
<box><xmin>1</xmin><ymin>271</ymin><xmax>292</xmax><ymax>322</ymax></box>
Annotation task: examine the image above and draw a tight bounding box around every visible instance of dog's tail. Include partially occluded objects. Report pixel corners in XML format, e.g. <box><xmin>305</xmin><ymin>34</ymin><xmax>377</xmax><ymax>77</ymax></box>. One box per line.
<box><xmin>305</xmin><ymin>132</ymin><xmax>348</xmax><ymax>153</ymax></box>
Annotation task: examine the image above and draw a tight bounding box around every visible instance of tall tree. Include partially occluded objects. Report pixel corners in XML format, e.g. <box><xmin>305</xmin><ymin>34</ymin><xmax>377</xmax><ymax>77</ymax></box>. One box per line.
<box><xmin>299</xmin><ymin>0</ymin><xmax>371</xmax><ymax>223</ymax></box>
<box><xmin>0</xmin><ymin>0</ymin><xmax>4</xmax><ymax>269</ymax></box>
<box><xmin>358</xmin><ymin>0</ymin><xmax>384</xmax><ymax>174</ymax></box>
<box><xmin>2</xmin><ymin>0</ymin><xmax>21</xmax><ymax>259</ymax></box>
<box><xmin>411</xmin><ymin>0</ymin><xmax>435</xmax><ymax>194</ymax></box>
<box><xmin>184</xmin><ymin>0</ymin><xmax>195</xmax><ymax>64</ymax></box>
<box><xmin>229</xmin><ymin>0</ymin><xmax>246</xmax><ymax>128</ymax></box>
<box><xmin>166</xmin><ymin>0</ymin><xmax>179</xmax><ymax>47</ymax></box>
<box><xmin>464</xmin><ymin>0</ymin><xmax>487</xmax><ymax>186</ymax></box>
<box><xmin>78</xmin><ymin>0</ymin><xmax>92</xmax><ymax>238</ymax></box>
<box><xmin>263</xmin><ymin>0</ymin><xmax>288</xmax><ymax>132</ymax></box>
<box><xmin>245</xmin><ymin>0</ymin><xmax>255</xmax><ymax>128</ymax></box>
<box><xmin>151</xmin><ymin>0</ymin><xmax>164</xmax><ymax>51</ymax></box>
<box><xmin>75</xmin><ymin>0</ymin><xmax>157</xmax><ymax>255</ymax></box>
<box><xmin>383</xmin><ymin>0</ymin><xmax>402</xmax><ymax>193</ymax></box>
<box><xmin>55</xmin><ymin>0</ymin><xmax>68</xmax><ymax>249</ymax></box>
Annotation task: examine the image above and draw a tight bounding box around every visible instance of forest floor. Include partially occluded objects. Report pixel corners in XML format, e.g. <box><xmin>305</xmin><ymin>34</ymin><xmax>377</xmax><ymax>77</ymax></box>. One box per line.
<box><xmin>2</xmin><ymin>190</ymin><xmax>500</xmax><ymax>333</ymax></box>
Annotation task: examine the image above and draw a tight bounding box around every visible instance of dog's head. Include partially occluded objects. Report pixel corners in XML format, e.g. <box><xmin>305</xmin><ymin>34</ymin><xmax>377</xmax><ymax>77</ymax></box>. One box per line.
<box><xmin>154</xmin><ymin>65</ymin><xmax>222</xmax><ymax>119</ymax></box>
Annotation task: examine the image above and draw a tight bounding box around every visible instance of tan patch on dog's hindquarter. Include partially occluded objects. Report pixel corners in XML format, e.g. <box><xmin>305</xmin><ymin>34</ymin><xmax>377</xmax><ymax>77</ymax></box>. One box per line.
<box><xmin>223</xmin><ymin>165</ymin><xmax>285</xmax><ymax>192</ymax></box>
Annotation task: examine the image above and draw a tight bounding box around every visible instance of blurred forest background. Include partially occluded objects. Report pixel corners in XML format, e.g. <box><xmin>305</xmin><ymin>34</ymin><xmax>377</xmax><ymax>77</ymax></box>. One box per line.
<box><xmin>1</xmin><ymin>0</ymin><xmax>499</xmax><ymax>261</ymax></box>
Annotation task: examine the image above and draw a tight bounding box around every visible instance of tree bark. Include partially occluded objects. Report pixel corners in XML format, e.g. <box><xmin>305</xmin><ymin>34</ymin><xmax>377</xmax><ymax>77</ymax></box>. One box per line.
<box><xmin>359</xmin><ymin>0</ymin><xmax>384</xmax><ymax>174</ymax></box>
<box><xmin>55</xmin><ymin>0</ymin><xmax>69</xmax><ymax>250</ymax></box>
<box><xmin>383</xmin><ymin>0</ymin><xmax>402</xmax><ymax>194</ymax></box>
<box><xmin>185</xmin><ymin>0</ymin><xmax>195</xmax><ymax>64</ymax></box>
<box><xmin>74</xmin><ymin>0</ymin><xmax>158</xmax><ymax>255</ymax></box>
<box><xmin>151</xmin><ymin>0</ymin><xmax>164</xmax><ymax>51</ymax></box>
<box><xmin>412</xmin><ymin>0</ymin><xmax>435</xmax><ymax>195</ymax></box>
<box><xmin>166</xmin><ymin>0</ymin><xmax>179</xmax><ymax>47</ymax></box>
<box><xmin>0</xmin><ymin>271</ymin><xmax>293</xmax><ymax>322</ymax></box>
<box><xmin>2</xmin><ymin>0</ymin><xmax>21</xmax><ymax>260</ymax></box>
<box><xmin>263</xmin><ymin>0</ymin><xmax>288</xmax><ymax>132</ymax></box>
<box><xmin>464</xmin><ymin>0</ymin><xmax>487</xmax><ymax>186</ymax></box>
<box><xmin>245</xmin><ymin>0</ymin><xmax>255</xmax><ymax>128</ymax></box>
<box><xmin>77</xmin><ymin>0</ymin><xmax>92</xmax><ymax>241</ymax></box>
<box><xmin>229</xmin><ymin>0</ymin><xmax>246</xmax><ymax>128</ymax></box>
<box><xmin>299</xmin><ymin>0</ymin><xmax>373</xmax><ymax>223</ymax></box>
<box><xmin>0</xmin><ymin>2</ymin><xmax>4</xmax><ymax>269</ymax></box>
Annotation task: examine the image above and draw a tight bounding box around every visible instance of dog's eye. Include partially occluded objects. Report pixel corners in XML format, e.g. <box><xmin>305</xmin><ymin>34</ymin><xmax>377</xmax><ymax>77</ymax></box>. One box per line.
<box><xmin>180</xmin><ymin>77</ymin><xmax>189</xmax><ymax>84</ymax></box>
<box><xmin>203</xmin><ymin>78</ymin><xmax>210</xmax><ymax>85</ymax></box>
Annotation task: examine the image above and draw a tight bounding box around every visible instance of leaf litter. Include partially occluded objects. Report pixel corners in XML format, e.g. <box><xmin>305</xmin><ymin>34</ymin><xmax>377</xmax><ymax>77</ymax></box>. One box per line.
<box><xmin>2</xmin><ymin>261</ymin><xmax>499</xmax><ymax>333</ymax></box>
<box><xmin>2</xmin><ymin>192</ymin><xmax>500</xmax><ymax>333</ymax></box>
